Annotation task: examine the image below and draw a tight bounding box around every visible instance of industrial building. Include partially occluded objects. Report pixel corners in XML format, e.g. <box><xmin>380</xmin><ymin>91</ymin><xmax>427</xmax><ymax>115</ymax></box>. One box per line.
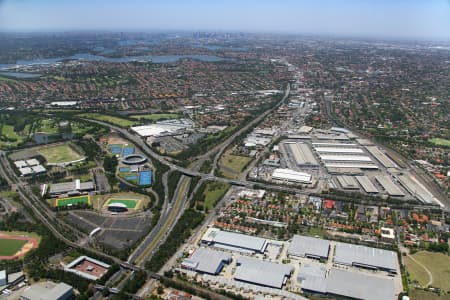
<box><xmin>19</xmin><ymin>281</ymin><xmax>74</xmax><ymax>300</ymax></box>
<box><xmin>131</xmin><ymin>119</ymin><xmax>193</xmax><ymax>138</ymax></box>
<box><xmin>318</xmin><ymin>154</ymin><xmax>373</xmax><ymax>162</ymax></box>
<box><xmin>375</xmin><ymin>175</ymin><xmax>405</xmax><ymax>197</ymax></box>
<box><xmin>312</xmin><ymin>142</ymin><xmax>359</xmax><ymax>148</ymax></box>
<box><xmin>283</xmin><ymin>142</ymin><xmax>318</xmax><ymax>167</ymax></box>
<box><xmin>397</xmin><ymin>174</ymin><xmax>437</xmax><ymax>204</ymax></box>
<box><xmin>335</xmin><ymin>176</ymin><xmax>359</xmax><ymax>190</ymax></box>
<box><xmin>201</xmin><ymin>228</ymin><xmax>268</xmax><ymax>254</ymax></box>
<box><xmin>234</xmin><ymin>256</ymin><xmax>293</xmax><ymax>289</ymax></box>
<box><xmin>181</xmin><ymin>247</ymin><xmax>231</xmax><ymax>275</ymax></box>
<box><xmin>334</xmin><ymin>242</ymin><xmax>398</xmax><ymax>273</ymax></box>
<box><xmin>324</xmin><ymin>162</ymin><xmax>378</xmax><ymax>170</ymax></box>
<box><xmin>300</xmin><ymin>267</ymin><xmax>395</xmax><ymax>300</ymax></box>
<box><xmin>287</xmin><ymin>235</ymin><xmax>330</xmax><ymax>260</ymax></box>
<box><xmin>272</xmin><ymin>168</ymin><xmax>312</xmax><ymax>184</ymax></box>
<box><xmin>314</xmin><ymin>147</ymin><xmax>364</xmax><ymax>154</ymax></box>
<box><xmin>366</xmin><ymin>146</ymin><xmax>397</xmax><ymax>168</ymax></box>
<box><xmin>49</xmin><ymin>179</ymin><xmax>94</xmax><ymax>196</ymax></box>
<box><xmin>356</xmin><ymin>176</ymin><xmax>379</xmax><ymax>193</ymax></box>
<box><xmin>64</xmin><ymin>256</ymin><xmax>110</xmax><ymax>280</ymax></box>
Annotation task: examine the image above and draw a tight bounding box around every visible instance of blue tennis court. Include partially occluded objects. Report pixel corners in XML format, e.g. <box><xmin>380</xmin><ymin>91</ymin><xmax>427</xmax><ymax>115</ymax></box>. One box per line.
<box><xmin>119</xmin><ymin>167</ymin><xmax>130</xmax><ymax>173</ymax></box>
<box><xmin>122</xmin><ymin>146</ymin><xmax>135</xmax><ymax>156</ymax></box>
<box><xmin>138</xmin><ymin>170</ymin><xmax>152</xmax><ymax>186</ymax></box>
<box><xmin>125</xmin><ymin>175</ymin><xmax>138</xmax><ymax>181</ymax></box>
<box><xmin>110</xmin><ymin>144</ymin><xmax>123</xmax><ymax>155</ymax></box>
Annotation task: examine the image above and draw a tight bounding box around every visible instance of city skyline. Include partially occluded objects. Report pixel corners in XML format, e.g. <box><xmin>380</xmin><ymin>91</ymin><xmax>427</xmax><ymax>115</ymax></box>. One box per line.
<box><xmin>0</xmin><ymin>0</ymin><xmax>450</xmax><ymax>41</ymax></box>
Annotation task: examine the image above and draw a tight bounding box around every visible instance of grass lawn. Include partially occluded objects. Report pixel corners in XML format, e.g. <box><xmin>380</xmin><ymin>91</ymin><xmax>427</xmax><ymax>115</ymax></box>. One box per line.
<box><xmin>78</xmin><ymin>113</ymin><xmax>137</xmax><ymax>127</ymax></box>
<box><xmin>203</xmin><ymin>182</ymin><xmax>230</xmax><ymax>210</ymax></box>
<box><xmin>56</xmin><ymin>195</ymin><xmax>90</xmax><ymax>207</ymax></box>
<box><xmin>35</xmin><ymin>119</ymin><xmax>59</xmax><ymax>134</ymax></box>
<box><xmin>37</xmin><ymin>143</ymin><xmax>84</xmax><ymax>163</ymax></box>
<box><xmin>219</xmin><ymin>149</ymin><xmax>252</xmax><ymax>179</ymax></box>
<box><xmin>430</xmin><ymin>138</ymin><xmax>450</xmax><ymax>147</ymax></box>
<box><xmin>130</xmin><ymin>113</ymin><xmax>179</xmax><ymax>121</ymax></box>
<box><xmin>410</xmin><ymin>289</ymin><xmax>450</xmax><ymax>300</ymax></box>
<box><xmin>0</xmin><ymin>238</ymin><xmax>27</xmax><ymax>256</ymax></box>
<box><xmin>406</xmin><ymin>251</ymin><xmax>450</xmax><ymax>290</ymax></box>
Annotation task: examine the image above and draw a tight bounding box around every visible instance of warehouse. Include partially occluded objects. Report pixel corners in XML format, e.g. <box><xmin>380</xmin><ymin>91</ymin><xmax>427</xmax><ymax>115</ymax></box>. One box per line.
<box><xmin>181</xmin><ymin>247</ymin><xmax>231</xmax><ymax>275</ymax></box>
<box><xmin>49</xmin><ymin>179</ymin><xmax>94</xmax><ymax>196</ymax></box>
<box><xmin>334</xmin><ymin>242</ymin><xmax>398</xmax><ymax>273</ymax></box>
<box><xmin>335</xmin><ymin>176</ymin><xmax>359</xmax><ymax>190</ymax></box>
<box><xmin>234</xmin><ymin>256</ymin><xmax>293</xmax><ymax>289</ymax></box>
<box><xmin>318</xmin><ymin>154</ymin><xmax>373</xmax><ymax>162</ymax></box>
<box><xmin>366</xmin><ymin>146</ymin><xmax>397</xmax><ymax>168</ymax></box>
<box><xmin>287</xmin><ymin>235</ymin><xmax>330</xmax><ymax>260</ymax></box>
<box><xmin>312</xmin><ymin>142</ymin><xmax>359</xmax><ymax>148</ymax></box>
<box><xmin>314</xmin><ymin>147</ymin><xmax>364</xmax><ymax>154</ymax></box>
<box><xmin>272</xmin><ymin>168</ymin><xmax>312</xmax><ymax>184</ymax></box>
<box><xmin>375</xmin><ymin>176</ymin><xmax>405</xmax><ymax>197</ymax></box>
<box><xmin>356</xmin><ymin>176</ymin><xmax>379</xmax><ymax>193</ymax></box>
<box><xmin>397</xmin><ymin>174</ymin><xmax>436</xmax><ymax>204</ymax></box>
<box><xmin>284</xmin><ymin>142</ymin><xmax>318</xmax><ymax>166</ymax></box>
<box><xmin>201</xmin><ymin>228</ymin><xmax>268</xmax><ymax>254</ymax></box>
<box><xmin>324</xmin><ymin>162</ymin><xmax>378</xmax><ymax>170</ymax></box>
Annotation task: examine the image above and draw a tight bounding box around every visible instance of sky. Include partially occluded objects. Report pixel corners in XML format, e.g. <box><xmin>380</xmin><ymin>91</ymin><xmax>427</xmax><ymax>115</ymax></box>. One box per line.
<box><xmin>0</xmin><ymin>0</ymin><xmax>449</xmax><ymax>40</ymax></box>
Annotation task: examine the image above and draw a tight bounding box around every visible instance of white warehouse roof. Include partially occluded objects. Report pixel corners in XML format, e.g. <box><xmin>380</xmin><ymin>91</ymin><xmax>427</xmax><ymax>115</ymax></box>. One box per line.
<box><xmin>234</xmin><ymin>256</ymin><xmax>293</xmax><ymax>289</ymax></box>
<box><xmin>202</xmin><ymin>228</ymin><xmax>268</xmax><ymax>253</ymax></box>
<box><xmin>319</xmin><ymin>155</ymin><xmax>372</xmax><ymax>162</ymax></box>
<box><xmin>315</xmin><ymin>147</ymin><xmax>364</xmax><ymax>154</ymax></box>
<box><xmin>272</xmin><ymin>168</ymin><xmax>312</xmax><ymax>183</ymax></box>
<box><xmin>288</xmin><ymin>235</ymin><xmax>330</xmax><ymax>259</ymax></box>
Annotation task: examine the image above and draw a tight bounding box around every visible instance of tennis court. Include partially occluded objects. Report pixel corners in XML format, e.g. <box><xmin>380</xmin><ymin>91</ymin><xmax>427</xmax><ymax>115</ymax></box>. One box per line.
<box><xmin>105</xmin><ymin>198</ymin><xmax>138</xmax><ymax>208</ymax></box>
<box><xmin>122</xmin><ymin>146</ymin><xmax>135</xmax><ymax>156</ymax></box>
<box><xmin>110</xmin><ymin>144</ymin><xmax>123</xmax><ymax>155</ymax></box>
<box><xmin>138</xmin><ymin>171</ymin><xmax>152</xmax><ymax>186</ymax></box>
<box><xmin>56</xmin><ymin>195</ymin><xmax>91</xmax><ymax>207</ymax></box>
<box><xmin>119</xmin><ymin>167</ymin><xmax>130</xmax><ymax>173</ymax></box>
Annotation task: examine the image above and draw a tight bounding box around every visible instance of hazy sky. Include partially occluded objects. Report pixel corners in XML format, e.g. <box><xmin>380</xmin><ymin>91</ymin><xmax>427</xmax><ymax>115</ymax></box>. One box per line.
<box><xmin>1</xmin><ymin>0</ymin><xmax>449</xmax><ymax>40</ymax></box>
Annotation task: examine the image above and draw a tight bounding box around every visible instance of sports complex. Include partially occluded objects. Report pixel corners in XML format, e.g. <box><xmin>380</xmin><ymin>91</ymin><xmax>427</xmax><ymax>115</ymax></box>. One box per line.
<box><xmin>95</xmin><ymin>192</ymin><xmax>149</xmax><ymax>213</ymax></box>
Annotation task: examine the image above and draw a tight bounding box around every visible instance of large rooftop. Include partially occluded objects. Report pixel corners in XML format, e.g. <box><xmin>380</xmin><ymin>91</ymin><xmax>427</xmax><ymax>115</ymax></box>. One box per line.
<box><xmin>287</xmin><ymin>235</ymin><xmax>330</xmax><ymax>259</ymax></box>
<box><xmin>234</xmin><ymin>256</ymin><xmax>293</xmax><ymax>289</ymax></box>
<box><xmin>182</xmin><ymin>247</ymin><xmax>231</xmax><ymax>275</ymax></box>
<box><xmin>334</xmin><ymin>242</ymin><xmax>398</xmax><ymax>272</ymax></box>
<box><xmin>202</xmin><ymin>228</ymin><xmax>267</xmax><ymax>253</ymax></box>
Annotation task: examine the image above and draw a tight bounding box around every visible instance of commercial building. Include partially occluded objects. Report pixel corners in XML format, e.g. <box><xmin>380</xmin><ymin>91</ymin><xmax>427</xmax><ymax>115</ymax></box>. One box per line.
<box><xmin>324</xmin><ymin>162</ymin><xmax>378</xmax><ymax>170</ymax></box>
<box><xmin>397</xmin><ymin>174</ymin><xmax>437</xmax><ymax>204</ymax></box>
<box><xmin>201</xmin><ymin>228</ymin><xmax>267</xmax><ymax>254</ymax></box>
<box><xmin>234</xmin><ymin>256</ymin><xmax>293</xmax><ymax>289</ymax></box>
<box><xmin>366</xmin><ymin>146</ymin><xmax>397</xmax><ymax>168</ymax></box>
<box><xmin>284</xmin><ymin>142</ymin><xmax>318</xmax><ymax>167</ymax></box>
<box><xmin>181</xmin><ymin>247</ymin><xmax>231</xmax><ymax>275</ymax></box>
<box><xmin>20</xmin><ymin>281</ymin><xmax>74</xmax><ymax>300</ymax></box>
<box><xmin>314</xmin><ymin>147</ymin><xmax>364</xmax><ymax>154</ymax></box>
<box><xmin>356</xmin><ymin>176</ymin><xmax>379</xmax><ymax>193</ymax></box>
<box><xmin>318</xmin><ymin>154</ymin><xmax>373</xmax><ymax>162</ymax></box>
<box><xmin>287</xmin><ymin>235</ymin><xmax>330</xmax><ymax>260</ymax></box>
<box><xmin>64</xmin><ymin>256</ymin><xmax>110</xmax><ymax>280</ymax></box>
<box><xmin>272</xmin><ymin>168</ymin><xmax>312</xmax><ymax>184</ymax></box>
<box><xmin>49</xmin><ymin>179</ymin><xmax>94</xmax><ymax>196</ymax></box>
<box><xmin>335</xmin><ymin>176</ymin><xmax>359</xmax><ymax>190</ymax></box>
<box><xmin>312</xmin><ymin>142</ymin><xmax>359</xmax><ymax>148</ymax></box>
<box><xmin>375</xmin><ymin>176</ymin><xmax>405</xmax><ymax>197</ymax></box>
<box><xmin>334</xmin><ymin>242</ymin><xmax>398</xmax><ymax>273</ymax></box>
<box><xmin>131</xmin><ymin>119</ymin><xmax>193</xmax><ymax>138</ymax></box>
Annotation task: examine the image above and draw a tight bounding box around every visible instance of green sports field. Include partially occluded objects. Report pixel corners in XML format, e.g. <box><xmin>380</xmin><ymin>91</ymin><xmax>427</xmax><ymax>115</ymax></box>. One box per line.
<box><xmin>0</xmin><ymin>239</ymin><xmax>27</xmax><ymax>256</ymax></box>
<box><xmin>56</xmin><ymin>195</ymin><xmax>91</xmax><ymax>207</ymax></box>
<box><xmin>37</xmin><ymin>143</ymin><xmax>84</xmax><ymax>164</ymax></box>
<box><xmin>429</xmin><ymin>138</ymin><xmax>450</xmax><ymax>147</ymax></box>
<box><xmin>105</xmin><ymin>198</ymin><xmax>138</xmax><ymax>208</ymax></box>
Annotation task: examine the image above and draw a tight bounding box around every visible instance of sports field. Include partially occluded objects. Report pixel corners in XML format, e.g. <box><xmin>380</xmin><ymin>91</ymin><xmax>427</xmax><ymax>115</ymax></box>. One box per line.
<box><xmin>105</xmin><ymin>198</ymin><xmax>138</xmax><ymax>209</ymax></box>
<box><xmin>0</xmin><ymin>239</ymin><xmax>27</xmax><ymax>256</ymax></box>
<box><xmin>405</xmin><ymin>251</ymin><xmax>450</xmax><ymax>290</ymax></box>
<box><xmin>430</xmin><ymin>138</ymin><xmax>450</xmax><ymax>147</ymax></box>
<box><xmin>37</xmin><ymin>143</ymin><xmax>84</xmax><ymax>164</ymax></box>
<box><xmin>0</xmin><ymin>231</ymin><xmax>40</xmax><ymax>260</ymax></box>
<box><xmin>55</xmin><ymin>195</ymin><xmax>91</xmax><ymax>207</ymax></box>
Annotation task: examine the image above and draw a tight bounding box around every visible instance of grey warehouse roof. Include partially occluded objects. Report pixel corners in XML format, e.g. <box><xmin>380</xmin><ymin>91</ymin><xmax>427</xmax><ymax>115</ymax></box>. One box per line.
<box><xmin>205</xmin><ymin>229</ymin><xmax>268</xmax><ymax>253</ymax></box>
<box><xmin>182</xmin><ymin>247</ymin><xmax>231</xmax><ymax>275</ymax></box>
<box><xmin>288</xmin><ymin>235</ymin><xmax>330</xmax><ymax>259</ymax></box>
<box><xmin>234</xmin><ymin>256</ymin><xmax>293</xmax><ymax>289</ymax></box>
<box><xmin>334</xmin><ymin>242</ymin><xmax>398</xmax><ymax>272</ymax></box>
<box><xmin>327</xmin><ymin>268</ymin><xmax>395</xmax><ymax>300</ymax></box>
